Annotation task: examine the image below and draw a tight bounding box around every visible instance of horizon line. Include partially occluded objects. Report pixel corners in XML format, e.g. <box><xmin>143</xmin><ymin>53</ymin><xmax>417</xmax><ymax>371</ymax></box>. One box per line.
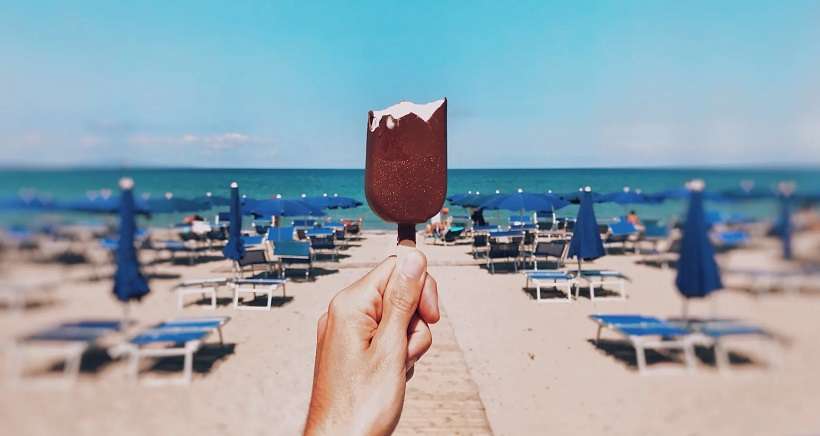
<box><xmin>2</xmin><ymin>164</ymin><xmax>820</xmax><ymax>172</ymax></box>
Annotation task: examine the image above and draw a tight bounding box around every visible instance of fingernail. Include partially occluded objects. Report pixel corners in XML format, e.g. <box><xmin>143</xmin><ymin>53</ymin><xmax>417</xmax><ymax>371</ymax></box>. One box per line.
<box><xmin>398</xmin><ymin>249</ymin><xmax>425</xmax><ymax>281</ymax></box>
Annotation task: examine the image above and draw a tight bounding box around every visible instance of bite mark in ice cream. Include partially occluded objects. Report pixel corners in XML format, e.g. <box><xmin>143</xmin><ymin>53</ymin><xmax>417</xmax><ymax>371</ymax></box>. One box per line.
<box><xmin>369</xmin><ymin>99</ymin><xmax>446</xmax><ymax>132</ymax></box>
<box><xmin>365</xmin><ymin>98</ymin><xmax>447</xmax><ymax>243</ymax></box>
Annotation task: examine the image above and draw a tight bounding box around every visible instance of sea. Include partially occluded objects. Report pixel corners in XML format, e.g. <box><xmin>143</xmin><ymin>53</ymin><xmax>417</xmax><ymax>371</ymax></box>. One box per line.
<box><xmin>1</xmin><ymin>168</ymin><xmax>818</xmax><ymax>230</ymax></box>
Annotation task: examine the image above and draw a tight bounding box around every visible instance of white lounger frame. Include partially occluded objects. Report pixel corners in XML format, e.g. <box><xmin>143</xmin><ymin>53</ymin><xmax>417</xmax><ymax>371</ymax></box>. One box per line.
<box><xmin>232</xmin><ymin>279</ymin><xmax>287</xmax><ymax>311</ymax></box>
<box><xmin>594</xmin><ymin>322</ymin><xmax>696</xmax><ymax>375</ymax></box>
<box><xmin>524</xmin><ymin>272</ymin><xmax>575</xmax><ymax>303</ymax></box>
<box><xmin>575</xmin><ymin>271</ymin><xmax>628</xmax><ymax>301</ymax></box>
<box><xmin>176</xmin><ymin>278</ymin><xmax>229</xmax><ymax>310</ymax></box>
<box><xmin>5</xmin><ymin>341</ymin><xmax>88</xmax><ymax>388</ymax></box>
<box><xmin>112</xmin><ymin>320</ymin><xmax>228</xmax><ymax>386</ymax></box>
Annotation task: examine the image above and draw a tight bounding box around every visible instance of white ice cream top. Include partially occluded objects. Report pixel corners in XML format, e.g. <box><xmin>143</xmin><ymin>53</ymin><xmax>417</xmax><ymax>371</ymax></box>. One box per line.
<box><xmin>369</xmin><ymin>99</ymin><xmax>445</xmax><ymax>132</ymax></box>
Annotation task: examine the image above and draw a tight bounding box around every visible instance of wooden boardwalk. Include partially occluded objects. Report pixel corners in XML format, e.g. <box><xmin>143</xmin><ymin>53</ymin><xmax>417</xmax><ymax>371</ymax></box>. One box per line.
<box><xmin>395</xmin><ymin>307</ymin><xmax>493</xmax><ymax>435</ymax></box>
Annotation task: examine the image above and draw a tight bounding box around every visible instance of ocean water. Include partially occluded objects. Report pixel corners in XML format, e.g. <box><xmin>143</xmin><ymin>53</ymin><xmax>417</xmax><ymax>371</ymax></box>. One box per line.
<box><xmin>1</xmin><ymin>168</ymin><xmax>818</xmax><ymax>230</ymax></box>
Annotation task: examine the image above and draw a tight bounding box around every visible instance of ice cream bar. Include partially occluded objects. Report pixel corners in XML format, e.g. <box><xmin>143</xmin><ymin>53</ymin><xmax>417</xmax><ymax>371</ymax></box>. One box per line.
<box><xmin>366</xmin><ymin>98</ymin><xmax>447</xmax><ymax>245</ymax></box>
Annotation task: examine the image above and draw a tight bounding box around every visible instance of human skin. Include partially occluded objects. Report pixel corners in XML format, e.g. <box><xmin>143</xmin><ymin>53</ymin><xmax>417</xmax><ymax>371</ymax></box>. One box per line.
<box><xmin>304</xmin><ymin>248</ymin><xmax>440</xmax><ymax>435</ymax></box>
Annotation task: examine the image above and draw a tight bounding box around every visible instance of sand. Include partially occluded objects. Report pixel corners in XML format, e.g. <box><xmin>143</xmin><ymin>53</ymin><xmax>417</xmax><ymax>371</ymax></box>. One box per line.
<box><xmin>1</xmin><ymin>229</ymin><xmax>819</xmax><ymax>435</ymax></box>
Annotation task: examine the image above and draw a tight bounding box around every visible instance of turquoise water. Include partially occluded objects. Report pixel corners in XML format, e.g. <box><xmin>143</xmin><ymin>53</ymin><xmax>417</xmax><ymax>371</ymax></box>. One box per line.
<box><xmin>1</xmin><ymin>168</ymin><xmax>818</xmax><ymax>229</ymax></box>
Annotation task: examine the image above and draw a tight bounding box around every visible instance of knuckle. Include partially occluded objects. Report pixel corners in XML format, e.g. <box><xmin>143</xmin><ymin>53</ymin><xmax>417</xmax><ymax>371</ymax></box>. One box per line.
<box><xmin>327</xmin><ymin>294</ymin><xmax>351</xmax><ymax>317</ymax></box>
<box><xmin>388</xmin><ymin>289</ymin><xmax>417</xmax><ymax>314</ymax></box>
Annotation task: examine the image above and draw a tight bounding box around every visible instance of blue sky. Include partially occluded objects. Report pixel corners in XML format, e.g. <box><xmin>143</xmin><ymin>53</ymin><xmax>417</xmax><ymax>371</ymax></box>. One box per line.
<box><xmin>1</xmin><ymin>1</ymin><xmax>819</xmax><ymax>168</ymax></box>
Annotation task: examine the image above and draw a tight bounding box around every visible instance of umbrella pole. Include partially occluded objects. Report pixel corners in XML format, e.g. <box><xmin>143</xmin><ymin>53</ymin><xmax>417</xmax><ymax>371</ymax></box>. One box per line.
<box><xmin>123</xmin><ymin>302</ymin><xmax>130</xmax><ymax>330</ymax></box>
<box><xmin>682</xmin><ymin>299</ymin><xmax>689</xmax><ymax>323</ymax></box>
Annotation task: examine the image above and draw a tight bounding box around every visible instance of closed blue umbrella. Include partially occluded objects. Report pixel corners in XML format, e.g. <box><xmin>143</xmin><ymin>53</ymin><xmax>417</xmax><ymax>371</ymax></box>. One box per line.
<box><xmin>222</xmin><ymin>182</ymin><xmax>245</xmax><ymax>261</ymax></box>
<box><xmin>776</xmin><ymin>182</ymin><xmax>796</xmax><ymax>260</ymax></box>
<box><xmin>479</xmin><ymin>189</ymin><xmax>569</xmax><ymax>213</ymax></box>
<box><xmin>568</xmin><ymin>187</ymin><xmax>605</xmax><ymax>274</ymax></box>
<box><xmin>675</xmin><ymin>180</ymin><xmax>722</xmax><ymax>317</ymax></box>
<box><xmin>113</xmin><ymin>178</ymin><xmax>150</xmax><ymax>307</ymax></box>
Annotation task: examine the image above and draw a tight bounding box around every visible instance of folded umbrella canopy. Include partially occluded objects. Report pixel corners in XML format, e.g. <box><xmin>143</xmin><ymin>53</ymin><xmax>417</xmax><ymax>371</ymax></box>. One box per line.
<box><xmin>222</xmin><ymin>182</ymin><xmax>245</xmax><ymax>261</ymax></box>
<box><xmin>479</xmin><ymin>189</ymin><xmax>569</xmax><ymax>213</ymax></box>
<box><xmin>567</xmin><ymin>187</ymin><xmax>606</xmax><ymax>274</ymax></box>
<box><xmin>113</xmin><ymin>178</ymin><xmax>150</xmax><ymax>309</ymax></box>
<box><xmin>675</xmin><ymin>180</ymin><xmax>723</xmax><ymax>318</ymax></box>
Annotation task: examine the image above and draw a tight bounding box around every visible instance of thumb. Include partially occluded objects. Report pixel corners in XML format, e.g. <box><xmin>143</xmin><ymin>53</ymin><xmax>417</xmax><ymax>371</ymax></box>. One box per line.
<box><xmin>375</xmin><ymin>248</ymin><xmax>427</xmax><ymax>350</ymax></box>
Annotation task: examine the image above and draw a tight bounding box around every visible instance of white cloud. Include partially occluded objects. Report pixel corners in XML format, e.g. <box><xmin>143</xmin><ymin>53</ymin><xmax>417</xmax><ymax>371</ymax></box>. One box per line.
<box><xmin>128</xmin><ymin>131</ymin><xmax>262</xmax><ymax>152</ymax></box>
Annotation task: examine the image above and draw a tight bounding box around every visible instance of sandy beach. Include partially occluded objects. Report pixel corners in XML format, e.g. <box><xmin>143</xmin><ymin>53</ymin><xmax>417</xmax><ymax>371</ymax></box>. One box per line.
<box><xmin>1</xmin><ymin>229</ymin><xmax>819</xmax><ymax>435</ymax></box>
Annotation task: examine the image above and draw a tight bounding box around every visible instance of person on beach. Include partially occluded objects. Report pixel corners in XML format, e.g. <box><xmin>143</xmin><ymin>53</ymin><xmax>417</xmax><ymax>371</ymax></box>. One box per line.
<box><xmin>626</xmin><ymin>210</ymin><xmax>641</xmax><ymax>226</ymax></box>
<box><xmin>425</xmin><ymin>207</ymin><xmax>450</xmax><ymax>237</ymax></box>
<box><xmin>471</xmin><ymin>207</ymin><xmax>487</xmax><ymax>227</ymax></box>
<box><xmin>304</xmin><ymin>248</ymin><xmax>439</xmax><ymax>435</ymax></box>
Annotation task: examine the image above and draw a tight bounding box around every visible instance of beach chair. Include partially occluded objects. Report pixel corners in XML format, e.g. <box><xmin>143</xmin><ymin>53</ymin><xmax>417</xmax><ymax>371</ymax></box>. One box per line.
<box><xmin>266</xmin><ymin>226</ymin><xmax>295</xmax><ymax>243</ymax></box>
<box><xmin>175</xmin><ymin>278</ymin><xmax>230</xmax><ymax>310</ymax></box>
<box><xmin>604</xmin><ymin>221</ymin><xmax>639</xmax><ymax>253</ymax></box>
<box><xmin>472</xmin><ymin>233</ymin><xmax>489</xmax><ymax>258</ymax></box>
<box><xmin>110</xmin><ymin>316</ymin><xmax>230</xmax><ymax>385</ymax></box>
<box><xmin>8</xmin><ymin>320</ymin><xmax>124</xmax><ymax>385</ymax></box>
<box><xmin>232</xmin><ymin>278</ymin><xmax>287</xmax><ymax>311</ymax></box>
<box><xmin>435</xmin><ymin>226</ymin><xmax>465</xmax><ymax>246</ymax></box>
<box><xmin>235</xmin><ymin>248</ymin><xmax>278</xmax><ymax>278</ymax></box>
<box><xmin>526</xmin><ymin>239</ymin><xmax>569</xmax><ymax>270</ymax></box>
<box><xmin>241</xmin><ymin>235</ymin><xmax>264</xmax><ymax>247</ymax></box>
<box><xmin>722</xmin><ymin>268</ymin><xmax>818</xmax><ymax>295</ymax></box>
<box><xmin>509</xmin><ymin>215</ymin><xmax>533</xmax><ymax>226</ymax></box>
<box><xmin>574</xmin><ymin>270</ymin><xmax>629</xmax><ymax>300</ymax></box>
<box><xmin>306</xmin><ymin>228</ymin><xmax>338</xmax><ymax>261</ymax></box>
<box><xmin>523</xmin><ymin>270</ymin><xmax>575</xmax><ymax>302</ymax></box>
<box><xmin>273</xmin><ymin>240</ymin><xmax>313</xmax><ymax>278</ymax></box>
<box><xmin>589</xmin><ymin>314</ymin><xmax>696</xmax><ymax>374</ymax></box>
<box><xmin>486</xmin><ymin>233</ymin><xmax>523</xmax><ymax>273</ymax></box>
<box><xmin>711</xmin><ymin>230</ymin><xmax>749</xmax><ymax>251</ymax></box>
<box><xmin>673</xmin><ymin>319</ymin><xmax>779</xmax><ymax>372</ymax></box>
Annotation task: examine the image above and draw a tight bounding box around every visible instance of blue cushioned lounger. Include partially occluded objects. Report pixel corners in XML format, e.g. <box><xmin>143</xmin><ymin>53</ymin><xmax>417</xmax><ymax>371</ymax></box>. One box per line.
<box><xmin>112</xmin><ymin>316</ymin><xmax>231</xmax><ymax>385</ymax></box>
<box><xmin>523</xmin><ymin>271</ymin><xmax>576</xmax><ymax>302</ymax></box>
<box><xmin>590</xmin><ymin>314</ymin><xmax>696</xmax><ymax>374</ymax></box>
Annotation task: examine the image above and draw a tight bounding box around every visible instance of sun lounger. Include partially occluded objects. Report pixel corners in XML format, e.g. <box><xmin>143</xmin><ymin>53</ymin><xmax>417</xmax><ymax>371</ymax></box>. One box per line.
<box><xmin>8</xmin><ymin>320</ymin><xmax>124</xmax><ymax>385</ymax></box>
<box><xmin>590</xmin><ymin>314</ymin><xmax>696</xmax><ymax>374</ymax></box>
<box><xmin>486</xmin><ymin>236</ymin><xmax>522</xmax><ymax>273</ymax></box>
<box><xmin>669</xmin><ymin>319</ymin><xmax>779</xmax><ymax>372</ymax></box>
<box><xmin>111</xmin><ymin>316</ymin><xmax>230</xmax><ymax>385</ymax></box>
<box><xmin>273</xmin><ymin>240</ymin><xmax>313</xmax><ymax>278</ymax></box>
<box><xmin>604</xmin><ymin>221</ymin><xmax>639</xmax><ymax>253</ymax></box>
<box><xmin>574</xmin><ymin>270</ymin><xmax>629</xmax><ymax>300</ymax></box>
<box><xmin>523</xmin><ymin>270</ymin><xmax>575</xmax><ymax>302</ymax></box>
<box><xmin>232</xmin><ymin>278</ymin><xmax>287</xmax><ymax>311</ymax></box>
<box><xmin>526</xmin><ymin>239</ymin><xmax>569</xmax><ymax>269</ymax></box>
<box><xmin>235</xmin><ymin>248</ymin><xmax>279</xmax><ymax>278</ymax></box>
<box><xmin>306</xmin><ymin>228</ymin><xmax>338</xmax><ymax>261</ymax></box>
<box><xmin>175</xmin><ymin>278</ymin><xmax>230</xmax><ymax>310</ymax></box>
